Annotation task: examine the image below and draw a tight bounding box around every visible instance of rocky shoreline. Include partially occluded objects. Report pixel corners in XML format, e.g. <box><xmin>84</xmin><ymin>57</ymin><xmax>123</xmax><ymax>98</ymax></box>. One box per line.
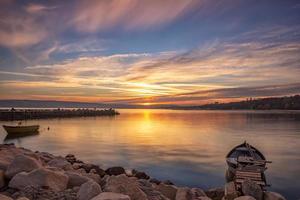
<box><xmin>0</xmin><ymin>144</ymin><xmax>286</xmax><ymax>200</ymax></box>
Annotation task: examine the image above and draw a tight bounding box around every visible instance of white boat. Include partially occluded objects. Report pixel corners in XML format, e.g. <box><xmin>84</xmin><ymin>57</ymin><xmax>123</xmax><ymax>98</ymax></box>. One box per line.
<box><xmin>3</xmin><ymin>125</ymin><xmax>39</xmax><ymax>135</ymax></box>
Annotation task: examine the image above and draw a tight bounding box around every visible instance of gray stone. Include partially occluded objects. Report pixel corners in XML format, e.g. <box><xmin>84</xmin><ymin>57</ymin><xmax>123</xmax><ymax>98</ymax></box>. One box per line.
<box><xmin>0</xmin><ymin>169</ymin><xmax>5</xmax><ymax>188</ymax></box>
<box><xmin>91</xmin><ymin>192</ymin><xmax>131</xmax><ymax>200</ymax></box>
<box><xmin>264</xmin><ymin>191</ymin><xmax>286</xmax><ymax>200</ymax></box>
<box><xmin>234</xmin><ymin>196</ymin><xmax>256</xmax><ymax>200</ymax></box>
<box><xmin>155</xmin><ymin>183</ymin><xmax>178</xmax><ymax>200</ymax></box>
<box><xmin>224</xmin><ymin>182</ymin><xmax>239</xmax><ymax>200</ymax></box>
<box><xmin>9</xmin><ymin>167</ymin><xmax>68</xmax><ymax>191</ymax></box>
<box><xmin>65</xmin><ymin>171</ymin><xmax>91</xmax><ymax>188</ymax></box>
<box><xmin>77</xmin><ymin>180</ymin><xmax>102</xmax><ymax>200</ymax></box>
<box><xmin>241</xmin><ymin>180</ymin><xmax>263</xmax><ymax>200</ymax></box>
<box><xmin>48</xmin><ymin>157</ymin><xmax>73</xmax><ymax>170</ymax></box>
<box><xmin>0</xmin><ymin>194</ymin><xmax>13</xmax><ymax>200</ymax></box>
<box><xmin>5</xmin><ymin>154</ymin><xmax>42</xmax><ymax>179</ymax></box>
<box><xmin>104</xmin><ymin>174</ymin><xmax>148</xmax><ymax>200</ymax></box>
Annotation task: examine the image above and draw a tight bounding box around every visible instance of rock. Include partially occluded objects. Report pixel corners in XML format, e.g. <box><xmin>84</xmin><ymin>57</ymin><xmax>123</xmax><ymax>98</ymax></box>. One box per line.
<box><xmin>234</xmin><ymin>196</ymin><xmax>256</xmax><ymax>200</ymax></box>
<box><xmin>138</xmin><ymin>179</ymin><xmax>169</xmax><ymax>200</ymax></box>
<box><xmin>16</xmin><ymin>198</ymin><xmax>30</xmax><ymax>200</ymax></box>
<box><xmin>176</xmin><ymin>187</ymin><xmax>193</xmax><ymax>200</ymax></box>
<box><xmin>224</xmin><ymin>182</ymin><xmax>239</xmax><ymax>200</ymax></box>
<box><xmin>13</xmin><ymin>185</ymin><xmax>77</xmax><ymax>200</ymax></box>
<box><xmin>241</xmin><ymin>180</ymin><xmax>263</xmax><ymax>200</ymax></box>
<box><xmin>5</xmin><ymin>154</ymin><xmax>42</xmax><ymax>179</ymax></box>
<box><xmin>35</xmin><ymin>152</ymin><xmax>55</xmax><ymax>163</ymax></box>
<box><xmin>0</xmin><ymin>194</ymin><xmax>13</xmax><ymax>200</ymax></box>
<box><xmin>155</xmin><ymin>183</ymin><xmax>178</xmax><ymax>200</ymax></box>
<box><xmin>132</xmin><ymin>169</ymin><xmax>150</xmax><ymax>180</ymax></box>
<box><xmin>91</xmin><ymin>169</ymin><xmax>97</xmax><ymax>173</ymax></box>
<box><xmin>198</xmin><ymin>197</ymin><xmax>212</xmax><ymax>200</ymax></box>
<box><xmin>65</xmin><ymin>171</ymin><xmax>91</xmax><ymax>188</ymax></box>
<box><xmin>65</xmin><ymin>154</ymin><xmax>77</xmax><ymax>164</ymax></box>
<box><xmin>73</xmin><ymin>186</ymin><xmax>80</xmax><ymax>192</ymax></box>
<box><xmin>82</xmin><ymin>163</ymin><xmax>94</xmax><ymax>173</ymax></box>
<box><xmin>104</xmin><ymin>174</ymin><xmax>148</xmax><ymax>200</ymax></box>
<box><xmin>72</xmin><ymin>163</ymin><xmax>83</xmax><ymax>170</ymax></box>
<box><xmin>205</xmin><ymin>187</ymin><xmax>224</xmax><ymax>200</ymax></box>
<box><xmin>48</xmin><ymin>157</ymin><xmax>73</xmax><ymax>170</ymax></box>
<box><xmin>149</xmin><ymin>178</ymin><xmax>161</xmax><ymax>185</ymax></box>
<box><xmin>162</xmin><ymin>180</ymin><xmax>174</xmax><ymax>185</ymax></box>
<box><xmin>91</xmin><ymin>192</ymin><xmax>131</xmax><ymax>200</ymax></box>
<box><xmin>86</xmin><ymin>172</ymin><xmax>101</xmax><ymax>183</ymax></box>
<box><xmin>9</xmin><ymin>168</ymin><xmax>69</xmax><ymax>191</ymax></box>
<box><xmin>0</xmin><ymin>170</ymin><xmax>5</xmax><ymax>188</ymax></box>
<box><xmin>106</xmin><ymin>166</ymin><xmax>126</xmax><ymax>176</ymax></box>
<box><xmin>264</xmin><ymin>191</ymin><xmax>286</xmax><ymax>200</ymax></box>
<box><xmin>176</xmin><ymin>187</ymin><xmax>206</xmax><ymax>200</ymax></box>
<box><xmin>0</xmin><ymin>144</ymin><xmax>24</xmax><ymax>171</ymax></box>
<box><xmin>190</xmin><ymin>188</ymin><xmax>206</xmax><ymax>197</ymax></box>
<box><xmin>77</xmin><ymin>180</ymin><xmax>102</xmax><ymax>200</ymax></box>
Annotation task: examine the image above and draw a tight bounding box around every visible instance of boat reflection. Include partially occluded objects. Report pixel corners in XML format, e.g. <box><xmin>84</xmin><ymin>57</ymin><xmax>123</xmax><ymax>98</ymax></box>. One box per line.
<box><xmin>4</xmin><ymin>130</ymin><xmax>39</xmax><ymax>140</ymax></box>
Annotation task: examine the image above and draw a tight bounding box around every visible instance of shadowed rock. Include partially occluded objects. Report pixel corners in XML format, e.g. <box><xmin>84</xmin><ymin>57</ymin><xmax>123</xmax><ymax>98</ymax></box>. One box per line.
<box><xmin>242</xmin><ymin>180</ymin><xmax>263</xmax><ymax>200</ymax></box>
<box><xmin>5</xmin><ymin>154</ymin><xmax>42</xmax><ymax>179</ymax></box>
<box><xmin>105</xmin><ymin>166</ymin><xmax>126</xmax><ymax>176</ymax></box>
<box><xmin>77</xmin><ymin>180</ymin><xmax>102</xmax><ymax>200</ymax></box>
<box><xmin>9</xmin><ymin>168</ymin><xmax>68</xmax><ymax>192</ymax></box>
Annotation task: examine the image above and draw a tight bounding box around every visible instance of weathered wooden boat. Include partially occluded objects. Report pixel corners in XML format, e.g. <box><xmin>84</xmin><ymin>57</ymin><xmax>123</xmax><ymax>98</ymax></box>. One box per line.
<box><xmin>225</xmin><ymin>141</ymin><xmax>271</xmax><ymax>188</ymax></box>
<box><xmin>3</xmin><ymin>125</ymin><xmax>39</xmax><ymax>135</ymax></box>
<box><xmin>226</xmin><ymin>141</ymin><xmax>266</xmax><ymax>171</ymax></box>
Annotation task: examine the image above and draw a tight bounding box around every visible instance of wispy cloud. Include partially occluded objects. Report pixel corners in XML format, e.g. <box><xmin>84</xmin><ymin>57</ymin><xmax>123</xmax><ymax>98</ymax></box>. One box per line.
<box><xmin>72</xmin><ymin>0</ymin><xmax>199</xmax><ymax>32</ymax></box>
<box><xmin>1</xmin><ymin>25</ymin><xmax>299</xmax><ymax>104</ymax></box>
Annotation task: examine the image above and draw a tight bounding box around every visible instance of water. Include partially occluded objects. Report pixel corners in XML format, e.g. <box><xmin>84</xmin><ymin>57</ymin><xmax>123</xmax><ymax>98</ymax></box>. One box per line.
<box><xmin>1</xmin><ymin>109</ymin><xmax>300</xmax><ymax>199</ymax></box>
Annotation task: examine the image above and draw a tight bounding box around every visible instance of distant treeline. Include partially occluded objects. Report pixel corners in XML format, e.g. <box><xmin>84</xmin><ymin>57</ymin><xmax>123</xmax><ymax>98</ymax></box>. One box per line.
<box><xmin>194</xmin><ymin>95</ymin><xmax>300</xmax><ymax>110</ymax></box>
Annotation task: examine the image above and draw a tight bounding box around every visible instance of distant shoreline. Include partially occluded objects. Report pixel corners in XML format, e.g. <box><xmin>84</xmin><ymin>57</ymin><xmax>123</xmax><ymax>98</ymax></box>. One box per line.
<box><xmin>0</xmin><ymin>95</ymin><xmax>299</xmax><ymax>110</ymax></box>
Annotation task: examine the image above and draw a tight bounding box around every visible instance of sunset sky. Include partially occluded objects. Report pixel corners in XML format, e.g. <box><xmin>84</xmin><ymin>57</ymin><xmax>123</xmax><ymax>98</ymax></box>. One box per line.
<box><xmin>0</xmin><ymin>0</ymin><xmax>300</xmax><ymax>105</ymax></box>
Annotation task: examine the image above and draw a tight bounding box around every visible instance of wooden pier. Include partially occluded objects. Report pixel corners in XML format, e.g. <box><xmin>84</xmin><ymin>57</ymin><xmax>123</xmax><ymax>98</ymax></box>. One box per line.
<box><xmin>0</xmin><ymin>108</ymin><xmax>119</xmax><ymax>121</ymax></box>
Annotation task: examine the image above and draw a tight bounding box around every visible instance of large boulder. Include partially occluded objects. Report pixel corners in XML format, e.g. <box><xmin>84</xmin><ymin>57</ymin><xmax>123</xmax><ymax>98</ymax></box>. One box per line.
<box><xmin>47</xmin><ymin>157</ymin><xmax>73</xmax><ymax>170</ymax></box>
<box><xmin>241</xmin><ymin>180</ymin><xmax>263</xmax><ymax>200</ymax></box>
<box><xmin>0</xmin><ymin>169</ymin><xmax>5</xmax><ymax>188</ymax></box>
<box><xmin>234</xmin><ymin>196</ymin><xmax>256</xmax><ymax>200</ymax></box>
<box><xmin>104</xmin><ymin>174</ymin><xmax>148</xmax><ymax>200</ymax></box>
<box><xmin>205</xmin><ymin>187</ymin><xmax>224</xmax><ymax>200</ymax></box>
<box><xmin>155</xmin><ymin>183</ymin><xmax>178</xmax><ymax>200</ymax></box>
<box><xmin>264</xmin><ymin>191</ymin><xmax>286</xmax><ymax>200</ymax></box>
<box><xmin>91</xmin><ymin>192</ymin><xmax>131</xmax><ymax>200</ymax></box>
<box><xmin>0</xmin><ymin>194</ymin><xmax>13</xmax><ymax>200</ymax></box>
<box><xmin>77</xmin><ymin>180</ymin><xmax>102</xmax><ymax>200</ymax></box>
<box><xmin>224</xmin><ymin>182</ymin><xmax>239</xmax><ymax>200</ymax></box>
<box><xmin>105</xmin><ymin>166</ymin><xmax>126</xmax><ymax>176</ymax></box>
<box><xmin>65</xmin><ymin>171</ymin><xmax>91</xmax><ymax>188</ymax></box>
<box><xmin>176</xmin><ymin>187</ymin><xmax>206</xmax><ymax>200</ymax></box>
<box><xmin>9</xmin><ymin>168</ymin><xmax>68</xmax><ymax>191</ymax></box>
<box><xmin>138</xmin><ymin>179</ymin><xmax>169</xmax><ymax>200</ymax></box>
<box><xmin>0</xmin><ymin>144</ymin><xmax>25</xmax><ymax>171</ymax></box>
<box><xmin>5</xmin><ymin>154</ymin><xmax>42</xmax><ymax>179</ymax></box>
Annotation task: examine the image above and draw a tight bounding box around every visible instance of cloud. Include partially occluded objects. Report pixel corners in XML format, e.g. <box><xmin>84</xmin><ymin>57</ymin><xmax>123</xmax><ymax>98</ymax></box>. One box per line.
<box><xmin>25</xmin><ymin>3</ymin><xmax>57</xmax><ymax>14</ymax></box>
<box><xmin>1</xmin><ymin>31</ymin><xmax>299</xmax><ymax>104</ymax></box>
<box><xmin>72</xmin><ymin>0</ymin><xmax>199</xmax><ymax>32</ymax></box>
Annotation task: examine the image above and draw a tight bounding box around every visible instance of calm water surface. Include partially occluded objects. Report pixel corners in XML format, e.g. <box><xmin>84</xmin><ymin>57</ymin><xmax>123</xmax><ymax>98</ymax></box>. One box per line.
<box><xmin>1</xmin><ymin>109</ymin><xmax>300</xmax><ymax>199</ymax></box>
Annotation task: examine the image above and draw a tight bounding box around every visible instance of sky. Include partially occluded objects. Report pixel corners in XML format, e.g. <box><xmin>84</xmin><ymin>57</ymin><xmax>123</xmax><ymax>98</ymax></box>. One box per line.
<box><xmin>0</xmin><ymin>0</ymin><xmax>300</xmax><ymax>105</ymax></box>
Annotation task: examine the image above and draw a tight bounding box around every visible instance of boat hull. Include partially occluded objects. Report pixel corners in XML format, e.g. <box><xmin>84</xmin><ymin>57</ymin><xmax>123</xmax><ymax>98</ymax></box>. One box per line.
<box><xmin>3</xmin><ymin>125</ymin><xmax>39</xmax><ymax>134</ymax></box>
